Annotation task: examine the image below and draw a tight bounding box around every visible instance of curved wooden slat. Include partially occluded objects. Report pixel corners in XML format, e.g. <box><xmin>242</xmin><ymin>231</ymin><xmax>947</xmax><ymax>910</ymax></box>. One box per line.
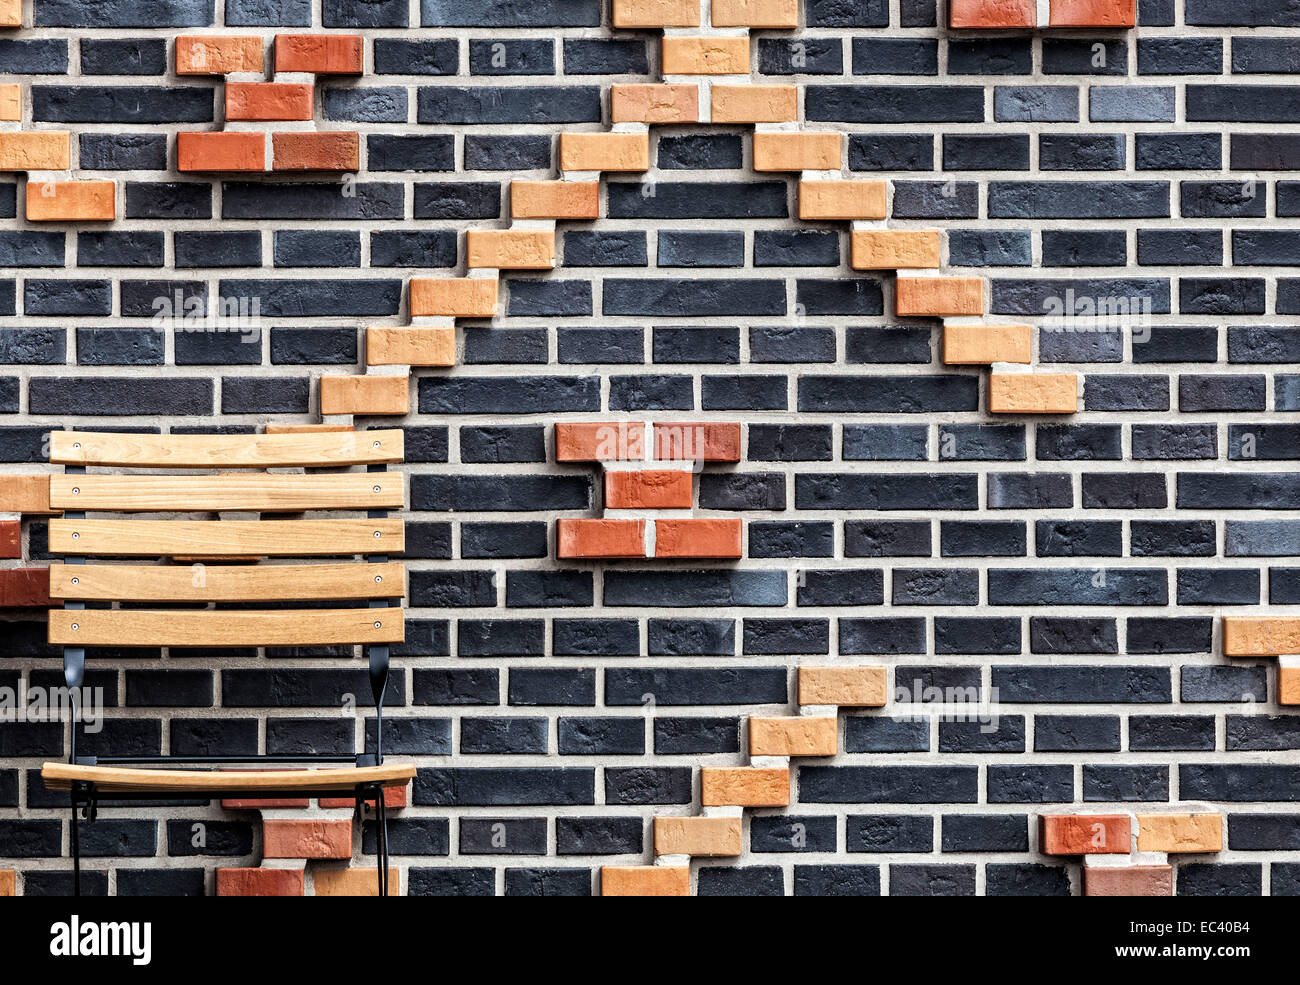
<box><xmin>49</xmin><ymin>473</ymin><xmax>404</xmax><ymax>512</ymax></box>
<box><xmin>49</xmin><ymin>561</ymin><xmax>406</xmax><ymax>602</ymax></box>
<box><xmin>48</xmin><ymin>608</ymin><xmax>405</xmax><ymax>646</ymax></box>
<box><xmin>41</xmin><ymin>762</ymin><xmax>415</xmax><ymax>793</ymax></box>
<box><xmin>50</xmin><ymin>429</ymin><xmax>403</xmax><ymax>468</ymax></box>
<box><xmin>48</xmin><ymin>518</ymin><xmax>404</xmax><ymax>557</ymax></box>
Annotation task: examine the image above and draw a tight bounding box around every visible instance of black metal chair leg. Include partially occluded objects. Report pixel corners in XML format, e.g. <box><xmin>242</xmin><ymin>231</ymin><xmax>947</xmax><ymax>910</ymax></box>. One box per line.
<box><xmin>376</xmin><ymin>791</ymin><xmax>389</xmax><ymax>897</ymax></box>
<box><xmin>70</xmin><ymin>793</ymin><xmax>80</xmax><ymax>898</ymax></box>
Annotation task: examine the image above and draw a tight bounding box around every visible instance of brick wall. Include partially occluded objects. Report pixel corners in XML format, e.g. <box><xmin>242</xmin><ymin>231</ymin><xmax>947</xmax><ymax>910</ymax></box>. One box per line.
<box><xmin>1</xmin><ymin>0</ymin><xmax>1299</xmax><ymax>895</ymax></box>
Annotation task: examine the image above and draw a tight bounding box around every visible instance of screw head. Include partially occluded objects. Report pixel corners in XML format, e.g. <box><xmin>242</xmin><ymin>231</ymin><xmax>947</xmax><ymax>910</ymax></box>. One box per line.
<box><xmin>374</xmin><ymin>575</ymin><xmax>382</xmax><ymax>583</ymax></box>
<box><xmin>73</xmin><ymin>442</ymin><xmax>81</xmax><ymax>450</ymax></box>
<box><xmin>71</xmin><ymin>577</ymin><xmax>79</xmax><ymax>585</ymax></box>
<box><xmin>71</xmin><ymin>532</ymin><xmax>79</xmax><ymax>539</ymax></box>
<box><xmin>373</xmin><ymin>485</ymin><xmax>381</xmax><ymax>493</ymax></box>
<box><xmin>373</xmin><ymin>621</ymin><xmax>381</xmax><ymax>629</ymax></box>
<box><xmin>70</xmin><ymin>623</ymin><xmax>79</xmax><ymax>631</ymax></box>
<box><xmin>373</xmin><ymin>530</ymin><xmax>381</xmax><ymax>538</ymax></box>
<box><xmin>71</xmin><ymin>487</ymin><xmax>79</xmax><ymax>495</ymax></box>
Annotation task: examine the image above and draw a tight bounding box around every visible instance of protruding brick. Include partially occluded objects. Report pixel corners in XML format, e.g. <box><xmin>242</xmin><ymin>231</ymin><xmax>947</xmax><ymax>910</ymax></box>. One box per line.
<box><xmin>1083</xmin><ymin>865</ymin><xmax>1173</xmax><ymax>897</ymax></box>
<box><xmin>263</xmin><ymin>818</ymin><xmax>353</xmax><ymax>859</ymax></box>
<box><xmin>217</xmin><ymin>868</ymin><xmax>305</xmax><ymax>896</ymax></box>
<box><xmin>799</xmin><ymin>180</ymin><xmax>887</xmax><ymax>220</ymax></box>
<box><xmin>272</xmin><ymin>131</ymin><xmax>359</xmax><ymax>171</ymax></box>
<box><xmin>654</xmin><ymin>816</ymin><xmax>742</xmax><ymax>857</ymax></box>
<box><xmin>319</xmin><ymin>375</ymin><xmax>409</xmax><ymax>416</ymax></box>
<box><xmin>367</xmin><ymin>326</ymin><xmax>456</xmax><ymax>367</ymax></box>
<box><xmin>511</xmin><ymin>181</ymin><xmax>599</xmax><ymax>220</ymax></box>
<box><xmin>611</xmin><ymin>84</ymin><xmax>699</xmax><ymax>124</ymax></box>
<box><xmin>556</xmin><ymin>421</ymin><xmax>646</xmax><ymax>462</ymax></box>
<box><xmin>409</xmin><ymin>278</ymin><xmax>498</xmax><ymax>318</ymax></box>
<box><xmin>557</xmin><ymin>518</ymin><xmax>647</xmax><ymax>559</ymax></box>
<box><xmin>943</xmin><ymin>324</ymin><xmax>1032</xmax><ymax>364</ymax></box>
<box><xmin>1136</xmin><ymin>813</ymin><xmax>1223</xmax><ymax>854</ymax></box>
<box><xmin>176</xmin><ymin>35</ymin><xmax>263</xmax><ymax>75</ymax></box>
<box><xmin>606</xmin><ymin>469</ymin><xmax>693</xmax><ymax>510</ymax></box>
<box><xmin>25</xmin><ymin>180</ymin><xmax>115</xmax><ymax>221</ymax></box>
<box><xmin>950</xmin><ymin>0</ymin><xmax>1036</xmax><ymax>28</ymax></box>
<box><xmin>177</xmin><ymin>131</ymin><xmax>266</xmax><ymax>172</ymax></box>
<box><xmin>852</xmin><ymin>230</ymin><xmax>941</xmax><ymax>270</ymax></box>
<box><xmin>612</xmin><ymin>0</ymin><xmax>700</xmax><ymax>28</ymax></box>
<box><xmin>989</xmin><ymin>373</ymin><xmax>1079</xmax><ymax>414</ymax></box>
<box><xmin>275</xmin><ymin>34</ymin><xmax>364</xmax><ymax>74</ymax></box>
<box><xmin>661</xmin><ymin>36</ymin><xmax>750</xmax><ymax>76</ymax></box>
<box><xmin>601</xmin><ymin>865</ymin><xmax>690</xmax><ymax>896</ymax></box>
<box><xmin>654</xmin><ymin>518</ymin><xmax>743</xmax><ymax>559</ymax></box>
<box><xmin>1049</xmin><ymin>0</ymin><xmax>1136</xmax><ymax>27</ymax></box>
<box><xmin>0</xmin><ymin>0</ymin><xmax>18</xmax><ymax>27</ymax></box>
<box><xmin>1282</xmin><ymin>667</ymin><xmax>1300</xmax><ymax>706</ymax></box>
<box><xmin>701</xmin><ymin>767</ymin><xmax>790</xmax><ymax>807</ymax></box>
<box><xmin>1040</xmin><ymin>814</ymin><xmax>1131</xmax><ymax>855</ymax></box>
<box><xmin>0</xmin><ymin>84</ymin><xmax>19</xmax><ymax>122</ymax></box>
<box><xmin>896</xmin><ymin>277</ymin><xmax>985</xmax><ymax>317</ymax></box>
<box><xmin>0</xmin><ymin>870</ymin><xmax>13</xmax><ymax>896</ymax></box>
<box><xmin>466</xmin><ymin>229</ymin><xmax>556</xmax><ymax>270</ymax></box>
<box><xmin>750</xmin><ymin>716</ymin><xmax>838</xmax><ymax>757</ymax></box>
<box><xmin>711</xmin><ymin>85</ymin><xmax>798</xmax><ymax>123</ymax></box>
<box><xmin>798</xmin><ymin>666</ymin><xmax>888</xmax><ymax>707</ymax></box>
<box><xmin>559</xmin><ymin>132</ymin><xmax>649</xmax><ymax>172</ymax></box>
<box><xmin>711</xmin><ymin>0</ymin><xmax>799</xmax><ymax>27</ymax></box>
<box><xmin>313</xmin><ymin>867</ymin><xmax>400</xmax><ymax>896</ymax></box>
<box><xmin>0</xmin><ymin>568</ymin><xmax>51</xmax><ymax>608</ymax></box>
<box><xmin>0</xmin><ymin>475</ymin><xmax>52</xmax><ymax>514</ymax></box>
<box><xmin>226</xmin><ymin>82</ymin><xmax>314</xmax><ymax>122</ymax></box>
<box><xmin>0</xmin><ymin>520</ymin><xmax>19</xmax><ymax>559</ymax></box>
<box><xmin>753</xmin><ymin>131</ymin><xmax>841</xmax><ymax>172</ymax></box>
<box><xmin>0</xmin><ymin>132</ymin><xmax>70</xmax><ymax>171</ymax></box>
<box><xmin>652</xmin><ymin>422</ymin><xmax>741</xmax><ymax>462</ymax></box>
<box><xmin>319</xmin><ymin>784</ymin><xmax>407</xmax><ymax>810</ymax></box>
<box><xmin>1222</xmin><ymin>617</ymin><xmax>1300</xmax><ymax>657</ymax></box>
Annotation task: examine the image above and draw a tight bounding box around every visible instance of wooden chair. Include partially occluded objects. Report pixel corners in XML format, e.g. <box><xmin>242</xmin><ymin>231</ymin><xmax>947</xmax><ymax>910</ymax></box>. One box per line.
<box><xmin>38</xmin><ymin>429</ymin><xmax>414</xmax><ymax>896</ymax></box>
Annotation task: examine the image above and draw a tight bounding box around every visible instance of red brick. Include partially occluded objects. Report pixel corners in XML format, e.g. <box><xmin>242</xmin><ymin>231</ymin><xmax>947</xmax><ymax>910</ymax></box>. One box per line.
<box><xmin>1083</xmin><ymin>865</ymin><xmax>1173</xmax><ymax>897</ymax></box>
<box><xmin>275</xmin><ymin>34</ymin><xmax>364</xmax><ymax>74</ymax></box>
<box><xmin>555</xmin><ymin>422</ymin><xmax>646</xmax><ymax>462</ymax></box>
<box><xmin>653</xmin><ymin>422</ymin><xmax>741</xmax><ymax>462</ymax></box>
<box><xmin>605</xmin><ymin>470</ymin><xmax>693</xmax><ymax>510</ymax></box>
<box><xmin>226</xmin><ymin>82</ymin><xmax>314</xmax><ymax>122</ymax></box>
<box><xmin>272</xmin><ymin>131</ymin><xmax>359</xmax><ymax>171</ymax></box>
<box><xmin>557</xmin><ymin>518</ymin><xmax>647</xmax><ymax>559</ymax></box>
<box><xmin>262</xmin><ymin>818</ymin><xmax>353</xmax><ymax>859</ymax></box>
<box><xmin>1049</xmin><ymin>0</ymin><xmax>1135</xmax><ymax>27</ymax></box>
<box><xmin>217</xmin><ymin>868</ymin><xmax>305</xmax><ymax>896</ymax></box>
<box><xmin>177</xmin><ymin>131</ymin><xmax>266</xmax><ymax>172</ymax></box>
<box><xmin>654</xmin><ymin>518</ymin><xmax>743</xmax><ymax>559</ymax></box>
<box><xmin>0</xmin><ymin>520</ymin><xmax>19</xmax><ymax>559</ymax></box>
<box><xmin>950</xmin><ymin>0</ymin><xmax>1036</xmax><ymax>27</ymax></box>
<box><xmin>320</xmin><ymin>784</ymin><xmax>408</xmax><ymax>809</ymax></box>
<box><xmin>0</xmin><ymin>568</ymin><xmax>50</xmax><ymax>608</ymax></box>
<box><xmin>1040</xmin><ymin>814</ymin><xmax>1131</xmax><ymax>855</ymax></box>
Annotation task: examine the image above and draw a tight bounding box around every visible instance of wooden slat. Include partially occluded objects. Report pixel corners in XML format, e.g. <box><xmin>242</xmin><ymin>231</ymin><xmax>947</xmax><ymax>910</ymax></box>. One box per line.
<box><xmin>49</xmin><ymin>473</ymin><xmax>404</xmax><ymax>512</ymax></box>
<box><xmin>48</xmin><ymin>608</ymin><xmax>405</xmax><ymax>646</ymax></box>
<box><xmin>50</xmin><ymin>429</ymin><xmax>403</xmax><ymax>467</ymax></box>
<box><xmin>49</xmin><ymin>518</ymin><xmax>404</xmax><ymax>557</ymax></box>
<box><xmin>49</xmin><ymin>561</ymin><xmax>406</xmax><ymax>602</ymax></box>
<box><xmin>42</xmin><ymin>762</ymin><xmax>415</xmax><ymax>793</ymax></box>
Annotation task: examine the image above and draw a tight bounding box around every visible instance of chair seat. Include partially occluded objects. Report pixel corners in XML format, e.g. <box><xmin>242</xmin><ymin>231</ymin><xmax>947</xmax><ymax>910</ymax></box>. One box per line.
<box><xmin>41</xmin><ymin>762</ymin><xmax>415</xmax><ymax>795</ymax></box>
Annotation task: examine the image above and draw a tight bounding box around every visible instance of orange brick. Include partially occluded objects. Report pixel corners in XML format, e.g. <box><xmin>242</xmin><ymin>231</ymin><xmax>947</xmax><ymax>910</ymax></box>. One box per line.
<box><xmin>661</xmin><ymin>36</ymin><xmax>750</xmax><ymax>75</ymax></box>
<box><xmin>612</xmin><ymin>0</ymin><xmax>700</xmax><ymax>27</ymax></box>
<box><xmin>226</xmin><ymin>82</ymin><xmax>314</xmax><ymax>121</ymax></box>
<box><xmin>799</xmin><ymin>179</ymin><xmax>887</xmax><ymax>220</ymax></box>
<box><xmin>711</xmin><ymin>85</ymin><xmax>797</xmax><ymax>123</ymax></box>
<box><xmin>1083</xmin><ymin>865</ymin><xmax>1173</xmax><ymax>897</ymax></box>
<box><xmin>223</xmin><ymin>796</ymin><xmax>310</xmax><ymax>809</ymax></box>
<box><xmin>0</xmin><ymin>132</ymin><xmax>70</xmax><ymax>171</ymax></box>
<box><xmin>702</xmin><ymin>767</ymin><xmax>789</xmax><ymax>807</ymax></box>
<box><xmin>654</xmin><ymin>518</ymin><xmax>742</xmax><ymax>559</ymax></box>
<box><xmin>557</xmin><ymin>518</ymin><xmax>647</xmax><ymax>559</ymax></box>
<box><xmin>711</xmin><ymin>0</ymin><xmax>798</xmax><ymax>27</ymax></box>
<box><xmin>367</xmin><ymin>326</ymin><xmax>455</xmax><ymax>367</ymax></box>
<box><xmin>798</xmin><ymin>666</ymin><xmax>888</xmax><ymax>707</ymax></box>
<box><xmin>750</xmin><ymin>716</ymin><xmax>837</xmax><ymax>756</ymax></box>
<box><xmin>319</xmin><ymin>784</ymin><xmax>408</xmax><ymax>809</ymax></box>
<box><xmin>217</xmin><ymin>868</ymin><xmax>305</xmax><ymax>896</ymax></box>
<box><xmin>559</xmin><ymin>132</ymin><xmax>649</xmax><ymax>172</ymax></box>
<box><xmin>466</xmin><ymin>229</ymin><xmax>556</xmax><ymax>270</ymax></box>
<box><xmin>313</xmin><ymin>867</ymin><xmax>401</xmax><ymax>896</ymax></box>
<box><xmin>753</xmin><ymin>131</ymin><xmax>840</xmax><ymax>172</ymax></box>
<box><xmin>0</xmin><ymin>475</ymin><xmax>52</xmax><ymax>514</ymax></box>
<box><xmin>263</xmin><ymin>818</ymin><xmax>352</xmax><ymax>859</ymax></box>
<box><xmin>1282</xmin><ymin>667</ymin><xmax>1300</xmax><ymax>705</ymax></box>
<box><xmin>177</xmin><ymin>131</ymin><xmax>266</xmax><ymax>172</ymax></box>
<box><xmin>409</xmin><ymin>278</ymin><xmax>498</xmax><ymax>318</ymax></box>
<box><xmin>950</xmin><ymin>0</ymin><xmax>1037</xmax><ymax>27</ymax></box>
<box><xmin>1136</xmin><ymin>813</ymin><xmax>1222</xmax><ymax>854</ymax></box>
<box><xmin>275</xmin><ymin>34</ymin><xmax>364</xmax><ymax>74</ymax></box>
<box><xmin>1222</xmin><ymin>617</ymin><xmax>1300</xmax><ymax>657</ymax></box>
<box><xmin>272</xmin><ymin>131</ymin><xmax>359</xmax><ymax>171</ymax></box>
<box><xmin>511</xmin><ymin>180</ymin><xmax>599</xmax><ymax>220</ymax></box>
<box><xmin>896</xmin><ymin>277</ymin><xmax>985</xmax><ymax>317</ymax></box>
<box><xmin>175</xmin><ymin>35</ymin><xmax>263</xmax><ymax>75</ymax></box>
<box><xmin>943</xmin><ymin>324</ymin><xmax>1032</xmax><ymax>364</ymax></box>
<box><xmin>556</xmin><ymin>422</ymin><xmax>646</xmax><ymax>462</ymax></box>
<box><xmin>1049</xmin><ymin>0</ymin><xmax>1135</xmax><ymax>27</ymax></box>
<box><xmin>1040</xmin><ymin>814</ymin><xmax>1131</xmax><ymax>855</ymax></box>
<box><xmin>852</xmin><ymin>230</ymin><xmax>940</xmax><ymax>269</ymax></box>
<box><xmin>989</xmin><ymin>373</ymin><xmax>1079</xmax><ymax>414</ymax></box>
<box><xmin>263</xmin><ymin>425</ymin><xmax>352</xmax><ymax>435</ymax></box>
<box><xmin>0</xmin><ymin>84</ymin><xmax>19</xmax><ymax>122</ymax></box>
<box><xmin>319</xmin><ymin>375</ymin><xmax>409</xmax><ymax>416</ymax></box>
<box><xmin>611</xmin><ymin>84</ymin><xmax>699</xmax><ymax>124</ymax></box>
<box><xmin>606</xmin><ymin>469</ymin><xmax>693</xmax><ymax>510</ymax></box>
<box><xmin>0</xmin><ymin>870</ymin><xmax>13</xmax><ymax>896</ymax></box>
<box><xmin>0</xmin><ymin>0</ymin><xmax>18</xmax><ymax>27</ymax></box>
<box><xmin>25</xmin><ymin>180</ymin><xmax>115</xmax><ymax>221</ymax></box>
<box><xmin>0</xmin><ymin>520</ymin><xmax>19</xmax><ymax>559</ymax></box>
<box><xmin>654</xmin><ymin>816</ymin><xmax>742</xmax><ymax>857</ymax></box>
<box><xmin>652</xmin><ymin>422</ymin><xmax>741</xmax><ymax>461</ymax></box>
<box><xmin>601</xmin><ymin>866</ymin><xmax>689</xmax><ymax>896</ymax></box>
<box><xmin>0</xmin><ymin>568</ymin><xmax>50</xmax><ymax>608</ymax></box>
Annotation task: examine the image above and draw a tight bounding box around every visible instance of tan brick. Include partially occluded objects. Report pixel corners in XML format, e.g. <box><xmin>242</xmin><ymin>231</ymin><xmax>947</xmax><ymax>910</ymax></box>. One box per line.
<box><xmin>661</xmin><ymin>36</ymin><xmax>750</xmax><ymax>75</ymax></box>
<box><xmin>0</xmin><ymin>869</ymin><xmax>13</xmax><ymax>896</ymax></box>
<box><xmin>852</xmin><ymin>229</ymin><xmax>940</xmax><ymax>270</ymax></box>
<box><xmin>711</xmin><ymin>84</ymin><xmax>797</xmax><ymax>123</ymax></box>
<box><xmin>753</xmin><ymin>131</ymin><xmax>841</xmax><ymax>172</ymax></box>
<box><xmin>466</xmin><ymin>229</ymin><xmax>555</xmax><ymax>270</ymax></box>
<box><xmin>701</xmin><ymin>767</ymin><xmax>790</xmax><ymax>807</ymax></box>
<box><xmin>989</xmin><ymin>373</ymin><xmax>1079</xmax><ymax>414</ymax></box>
<box><xmin>799</xmin><ymin>179</ymin><xmax>887</xmax><ymax>220</ymax></box>
<box><xmin>319</xmin><ymin>375</ymin><xmax>409</xmax><ymax>416</ymax></box>
<box><xmin>313</xmin><ymin>867</ymin><xmax>400</xmax><ymax>896</ymax></box>
<box><xmin>409</xmin><ymin>278</ymin><xmax>499</xmax><ymax>318</ymax></box>
<box><xmin>611</xmin><ymin>83</ymin><xmax>699</xmax><ymax>124</ymax></box>
<box><xmin>511</xmin><ymin>180</ymin><xmax>599</xmax><ymax>220</ymax></box>
<box><xmin>559</xmin><ymin>132</ymin><xmax>649</xmax><ymax>172</ymax></box>
<box><xmin>654</xmin><ymin>816</ymin><xmax>742</xmax><ymax>856</ymax></box>
<box><xmin>1222</xmin><ymin>617</ymin><xmax>1300</xmax><ymax>657</ymax></box>
<box><xmin>366</xmin><ymin>326</ymin><xmax>456</xmax><ymax>367</ymax></box>
<box><xmin>263</xmin><ymin>818</ymin><xmax>352</xmax><ymax>859</ymax></box>
<box><xmin>0</xmin><ymin>475</ymin><xmax>52</xmax><ymax>514</ymax></box>
<box><xmin>750</xmin><ymin>716</ymin><xmax>837</xmax><ymax>756</ymax></box>
<box><xmin>0</xmin><ymin>0</ymin><xmax>19</xmax><ymax>27</ymax></box>
<box><xmin>25</xmin><ymin>180</ymin><xmax>115</xmax><ymax>221</ymax></box>
<box><xmin>798</xmin><ymin>667</ymin><xmax>888</xmax><ymax>707</ymax></box>
<box><xmin>711</xmin><ymin>0</ymin><xmax>799</xmax><ymax>27</ymax></box>
<box><xmin>175</xmin><ymin>35</ymin><xmax>264</xmax><ymax>75</ymax></box>
<box><xmin>1282</xmin><ymin>667</ymin><xmax>1300</xmax><ymax>705</ymax></box>
<box><xmin>612</xmin><ymin>0</ymin><xmax>700</xmax><ymax>27</ymax></box>
<box><xmin>0</xmin><ymin>132</ymin><xmax>70</xmax><ymax>171</ymax></box>
<box><xmin>1083</xmin><ymin>865</ymin><xmax>1172</xmax><ymax>897</ymax></box>
<box><xmin>896</xmin><ymin>277</ymin><xmax>985</xmax><ymax>317</ymax></box>
<box><xmin>1136</xmin><ymin>813</ymin><xmax>1223</xmax><ymax>854</ymax></box>
<box><xmin>943</xmin><ymin>324</ymin><xmax>1033</xmax><ymax>364</ymax></box>
<box><xmin>601</xmin><ymin>865</ymin><xmax>690</xmax><ymax>896</ymax></box>
<box><xmin>1040</xmin><ymin>814</ymin><xmax>1131</xmax><ymax>855</ymax></box>
<box><xmin>0</xmin><ymin>84</ymin><xmax>19</xmax><ymax>122</ymax></box>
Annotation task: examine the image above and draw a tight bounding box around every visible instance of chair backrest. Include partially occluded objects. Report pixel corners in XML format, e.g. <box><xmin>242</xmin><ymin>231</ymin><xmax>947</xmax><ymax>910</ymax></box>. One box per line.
<box><xmin>46</xmin><ymin>429</ymin><xmax>406</xmax><ymax>649</ymax></box>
